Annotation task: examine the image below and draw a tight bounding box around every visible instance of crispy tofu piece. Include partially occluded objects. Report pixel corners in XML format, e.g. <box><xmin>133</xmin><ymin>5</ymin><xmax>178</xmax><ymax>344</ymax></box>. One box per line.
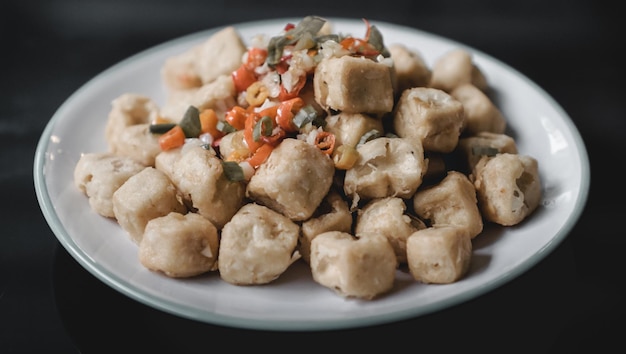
<box><xmin>388</xmin><ymin>43</ymin><xmax>431</xmax><ymax>95</ymax></box>
<box><xmin>406</xmin><ymin>225</ymin><xmax>472</xmax><ymax>284</ymax></box>
<box><xmin>456</xmin><ymin>132</ymin><xmax>518</xmax><ymax>172</ymax></box>
<box><xmin>393</xmin><ymin>87</ymin><xmax>465</xmax><ymax>153</ymax></box>
<box><xmin>161</xmin><ymin>26</ymin><xmax>246</xmax><ymax>91</ymax></box>
<box><xmin>74</xmin><ymin>152</ymin><xmax>147</xmax><ymax>218</ymax></box>
<box><xmin>413</xmin><ymin>171</ymin><xmax>483</xmax><ymax>239</ymax></box>
<box><xmin>451</xmin><ymin>83</ymin><xmax>506</xmax><ymax>136</ymax></box>
<box><xmin>313</xmin><ymin>55</ymin><xmax>394</xmax><ymax>114</ymax></box>
<box><xmin>299</xmin><ymin>190</ymin><xmax>353</xmax><ymax>264</ymax></box>
<box><xmin>112</xmin><ymin>167</ymin><xmax>187</xmax><ymax>244</ymax></box>
<box><xmin>472</xmin><ymin>153</ymin><xmax>542</xmax><ymax>226</ymax></box>
<box><xmin>139</xmin><ymin>212</ymin><xmax>219</xmax><ymax>278</ymax></box>
<box><xmin>160</xmin><ymin>74</ymin><xmax>237</xmax><ymax>123</ymax></box>
<box><xmin>218</xmin><ymin>203</ymin><xmax>301</xmax><ymax>285</ymax></box>
<box><xmin>324</xmin><ymin>112</ymin><xmax>384</xmax><ymax>148</ymax></box>
<box><xmin>343</xmin><ymin>137</ymin><xmax>426</xmax><ymax>206</ymax></box>
<box><xmin>168</xmin><ymin>145</ymin><xmax>245</xmax><ymax>229</ymax></box>
<box><xmin>355</xmin><ymin>197</ymin><xmax>426</xmax><ymax>264</ymax></box>
<box><xmin>428</xmin><ymin>48</ymin><xmax>488</xmax><ymax>93</ymax></box>
<box><xmin>310</xmin><ymin>231</ymin><xmax>397</xmax><ymax>300</ymax></box>
<box><xmin>246</xmin><ymin>138</ymin><xmax>335</xmax><ymax>221</ymax></box>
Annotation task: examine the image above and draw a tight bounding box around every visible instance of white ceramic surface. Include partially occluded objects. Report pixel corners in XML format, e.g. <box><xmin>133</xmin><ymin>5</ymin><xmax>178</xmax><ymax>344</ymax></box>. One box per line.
<box><xmin>34</xmin><ymin>17</ymin><xmax>590</xmax><ymax>331</ymax></box>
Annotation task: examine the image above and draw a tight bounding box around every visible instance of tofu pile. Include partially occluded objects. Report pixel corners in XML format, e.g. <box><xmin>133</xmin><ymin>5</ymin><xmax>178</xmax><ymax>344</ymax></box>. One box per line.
<box><xmin>74</xmin><ymin>16</ymin><xmax>542</xmax><ymax>300</ymax></box>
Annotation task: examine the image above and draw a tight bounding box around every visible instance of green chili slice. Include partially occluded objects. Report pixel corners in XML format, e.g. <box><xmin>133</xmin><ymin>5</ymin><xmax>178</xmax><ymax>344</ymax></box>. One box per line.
<box><xmin>179</xmin><ymin>105</ymin><xmax>201</xmax><ymax>138</ymax></box>
<box><xmin>216</xmin><ymin>120</ymin><xmax>237</xmax><ymax>134</ymax></box>
<box><xmin>221</xmin><ymin>161</ymin><xmax>245</xmax><ymax>182</ymax></box>
<box><xmin>292</xmin><ymin>105</ymin><xmax>318</xmax><ymax>128</ymax></box>
<box><xmin>267</xmin><ymin>15</ymin><xmax>327</xmax><ymax>66</ymax></box>
<box><xmin>149</xmin><ymin>123</ymin><xmax>177</xmax><ymax>134</ymax></box>
<box><xmin>253</xmin><ymin>115</ymin><xmax>273</xmax><ymax>142</ymax></box>
<box><xmin>368</xmin><ymin>25</ymin><xmax>390</xmax><ymax>57</ymax></box>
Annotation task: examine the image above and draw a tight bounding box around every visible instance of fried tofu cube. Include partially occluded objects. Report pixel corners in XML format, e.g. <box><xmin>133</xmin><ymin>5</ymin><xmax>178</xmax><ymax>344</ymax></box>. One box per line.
<box><xmin>73</xmin><ymin>152</ymin><xmax>146</xmax><ymax>218</ymax></box>
<box><xmin>324</xmin><ymin>112</ymin><xmax>384</xmax><ymax>148</ymax></box>
<box><xmin>343</xmin><ymin>137</ymin><xmax>427</xmax><ymax>205</ymax></box>
<box><xmin>393</xmin><ymin>87</ymin><xmax>465</xmax><ymax>153</ymax></box>
<box><xmin>456</xmin><ymin>132</ymin><xmax>518</xmax><ymax>172</ymax></box>
<box><xmin>472</xmin><ymin>153</ymin><xmax>542</xmax><ymax>226</ymax></box>
<box><xmin>299</xmin><ymin>190</ymin><xmax>353</xmax><ymax>264</ymax></box>
<box><xmin>161</xmin><ymin>26</ymin><xmax>246</xmax><ymax>91</ymax></box>
<box><xmin>413</xmin><ymin>171</ymin><xmax>483</xmax><ymax>239</ymax></box>
<box><xmin>428</xmin><ymin>48</ymin><xmax>488</xmax><ymax>93</ymax></box>
<box><xmin>246</xmin><ymin>138</ymin><xmax>335</xmax><ymax>221</ymax></box>
<box><xmin>406</xmin><ymin>225</ymin><xmax>472</xmax><ymax>284</ymax></box>
<box><xmin>139</xmin><ymin>212</ymin><xmax>219</xmax><ymax>278</ymax></box>
<box><xmin>451</xmin><ymin>83</ymin><xmax>506</xmax><ymax>136</ymax></box>
<box><xmin>355</xmin><ymin>197</ymin><xmax>426</xmax><ymax>264</ymax></box>
<box><xmin>112</xmin><ymin>167</ymin><xmax>187</xmax><ymax>244</ymax></box>
<box><xmin>388</xmin><ymin>43</ymin><xmax>431</xmax><ymax>95</ymax></box>
<box><xmin>313</xmin><ymin>55</ymin><xmax>394</xmax><ymax>114</ymax></box>
<box><xmin>310</xmin><ymin>231</ymin><xmax>397</xmax><ymax>300</ymax></box>
<box><xmin>168</xmin><ymin>145</ymin><xmax>245</xmax><ymax>229</ymax></box>
<box><xmin>218</xmin><ymin>203</ymin><xmax>301</xmax><ymax>285</ymax></box>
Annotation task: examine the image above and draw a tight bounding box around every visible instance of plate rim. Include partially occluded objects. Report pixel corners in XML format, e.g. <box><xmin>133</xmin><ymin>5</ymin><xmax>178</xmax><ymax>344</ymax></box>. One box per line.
<box><xmin>34</xmin><ymin>16</ymin><xmax>591</xmax><ymax>331</ymax></box>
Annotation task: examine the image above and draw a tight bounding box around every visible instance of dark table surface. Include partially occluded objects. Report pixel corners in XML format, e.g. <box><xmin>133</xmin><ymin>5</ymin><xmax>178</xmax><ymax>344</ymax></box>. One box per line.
<box><xmin>2</xmin><ymin>0</ymin><xmax>622</xmax><ymax>353</ymax></box>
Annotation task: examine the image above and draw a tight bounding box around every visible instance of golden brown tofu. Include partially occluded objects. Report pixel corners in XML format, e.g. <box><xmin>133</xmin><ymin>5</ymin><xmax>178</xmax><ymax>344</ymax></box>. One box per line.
<box><xmin>393</xmin><ymin>87</ymin><xmax>465</xmax><ymax>153</ymax></box>
<box><xmin>112</xmin><ymin>167</ymin><xmax>187</xmax><ymax>244</ymax></box>
<box><xmin>139</xmin><ymin>212</ymin><xmax>219</xmax><ymax>278</ymax></box>
<box><xmin>472</xmin><ymin>153</ymin><xmax>542</xmax><ymax>226</ymax></box>
<box><xmin>310</xmin><ymin>231</ymin><xmax>397</xmax><ymax>300</ymax></box>
<box><xmin>313</xmin><ymin>55</ymin><xmax>394</xmax><ymax>114</ymax></box>
<box><xmin>218</xmin><ymin>203</ymin><xmax>301</xmax><ymax>285</ymax></box>
<box><xmin>451</xmin><ymin>83</ymin><xmax>506</xmax><ymax>136</ymax></box>
<box><xmin>74</xmin><ymin>152</ymin><xmax>146</xmax><ymax>218</ymax></box>
<box><xmin>406</xmin><ymin>225</ymin><xmax>472</xmax><ymax>284</ymax></box>
<box><xmin>428</xmin><ymin>48</ymin><xmax>488</xmax><ymax>93</ymax></box>
<box><xmin>343</xmin><ymin>137</ymin><xmax>426</xmax><ymax>206</ymax></box>
<box><xmin>246</xmin><ymin>138</ymin><xmax>335</xmax><ymax>221</ymax></box>
<box><xmin>355</xmin><ymin>197</ymin><xmax>426</xmax><ymax>264</ymax></box>
<box><xmin>413</xmin><ymin>171</ymin><xmax>483</xmax><ymax>239</ymax></box>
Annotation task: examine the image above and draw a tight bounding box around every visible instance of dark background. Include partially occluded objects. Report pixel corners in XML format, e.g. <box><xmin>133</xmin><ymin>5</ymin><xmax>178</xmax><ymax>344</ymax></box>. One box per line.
<box><xmin>2</xmin><ymin>0</ymin><xmax>622</xmax><ymax>353</ymax></box>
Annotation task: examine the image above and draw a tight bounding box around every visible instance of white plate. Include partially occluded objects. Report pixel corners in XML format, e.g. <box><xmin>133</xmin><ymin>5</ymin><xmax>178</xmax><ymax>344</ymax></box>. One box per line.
<box><xmin>34</xmin><ymin>17</ymin><xmax>590</xmax><ymax>331</ymax></box>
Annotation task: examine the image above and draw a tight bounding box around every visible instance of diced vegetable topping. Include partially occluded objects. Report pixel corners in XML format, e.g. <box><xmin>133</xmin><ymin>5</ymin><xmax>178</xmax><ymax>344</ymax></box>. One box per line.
<box><xmin>149</xmin><ymin>17</ymin><xmax>389</xmax><ymax>176</ymax></box>
<box><xmin>221</xmin><ymin>160</ymin><xmax>245</xmax><ymax>181</ymax></box>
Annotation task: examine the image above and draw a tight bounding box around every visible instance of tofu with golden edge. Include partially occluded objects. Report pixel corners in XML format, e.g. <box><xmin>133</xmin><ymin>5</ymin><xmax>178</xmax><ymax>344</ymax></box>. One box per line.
<box><xmin>472</xmin><ymin>153</ymin><xmax>542</xmax><ymax>226</ymax></box>
<box><xmin>310</xmin><ymin>231</ymin><xmax>397</xmax><ymax>300</ymax></box>
<box><xmin>355</xmin><ymin>197</ymin><xmax>426</xmax><ymax>264</ymax></box>
<box><xmin>112</xmin><ymin>167</ymin><xmax>187</xmax><ymax>244</ymax></box>
<box><xmin>413</xmin><ymin>171</ymin><xmax>483</xmax><ymax>239</ymax></box>
<box><xmin>139</xmin><ymin>212</ymin><xmax>219</xmax><ymax>278</ymax></box>
<box><xmin>105</xmin><ymin>93</ymin><xmax>162</xmax><ymax>166</ymax></box>
<box><xmin>161</xmin><ymin>26</ymin><xmax>246</xmax><ymax>91</ymax></box>
<box><xmin>428</xmin><ymin>48</ymin><xmax>488</xmax><ymax>93</ymax></box>
<box><xmin>168</xmin><ymin>145</ymin><xmax>245</xmax><ymax>229</ymax></box>
<box><xmin>456</xmin><ymin>131</ymin><xmax>518</xmax><ymax>172</ymax></box>
<box><xmin>218</xmin><ymin>203</ymin><xmax>301</xmax><ymax>285</ymax></box>
<box><xmin>105</xmin><ymin>93</ymin><xmax>160</xmax><ymax>151</ymax></box>
<box><xmin>451</xmin><ymin>83</ymin><xmax>506</xmax><ymax>136</ymax></box>
<box><xmin>160</xmin><ymin>74</ymin><xmax>237</xmax><ymax>124</ymax></box>
<box><xmin>343</xmin><ymin>137</ymin><xmax>426</xmax><ymax>205</ymax></box>
<box><xmin>324</xmin><ymin>112</ymin><xmax>384</xmax><ymax>148</ymax></box>
<box><xmin>406</xmin><ymin>225</ymin><xmax>472</xmax><ymax>284</ymax></box>
<box><xmin>393</xmin><ymin>87</ymin><xmax>465</xmax><ymax>153</ymax></box>
<box><xmin>313</xmin><ymin>55</ymin><xmax>394</xmax><ymax>114</ymax></box>
<box><xmin>246</xmin><ymin>138</ymin><xmax>335</xmax><ymax>221</ymax></box>
<box><xmin>74</xmin><ymin>152</ymin><xmax>146</xmax><ymax>218</ymax></box>
<box><xmin>388</xmin><ymin>43</ymin><xmax>431</xmax><ymax>96</ymax></box>
<box><xmin>300</xmin><ymin>190</ymin><xmax>353</xmax><ymax>264</ymax></box>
